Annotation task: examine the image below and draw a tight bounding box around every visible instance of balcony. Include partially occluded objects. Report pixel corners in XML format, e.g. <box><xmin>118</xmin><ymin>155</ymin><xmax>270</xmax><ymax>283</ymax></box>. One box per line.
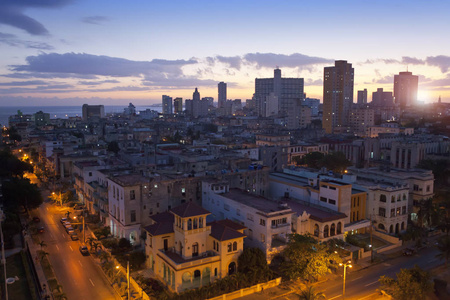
<box><xmin>158</xmin><ymin>249</ymin><xmax>219</xmax><ymax>270</ymax></box>
<box><xmin>271</xmin><ymin>222</ymin><xmax>290</xmax><ymax>229</ymax></box>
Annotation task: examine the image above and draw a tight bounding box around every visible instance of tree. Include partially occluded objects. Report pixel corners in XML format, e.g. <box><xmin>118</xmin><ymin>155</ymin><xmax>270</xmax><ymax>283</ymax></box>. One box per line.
<box><xmin>435</xmin><ymin>236</ymin><xmax>450</xmax><ymax>268</ymax></box>
<box><xmin>401</xmin><ymin>224</ymin><xmax>425</xmax><ymax>247</ymax></box>
<box><xmin>129</xmin><ymin>251</ymin><xmax>146</xmax><ymax>270</ymax></box>
<box><xmin>39</xmin><ymin>241</ymin><xmax>47</xmax><ymax>250</ymax></box>
<box><xmin>295</xmin><ymin>285</ymin><xmax>326</xmax><ymax>300</ymax></box>
<box><xmin>237</xmin><ymin>248</ymin><xmax>273</xmax><ymax>283</ymax></box>
<box><xmin>301</xmin><ymin>152</ymin><xmax>325</xmax><ymax>169</ymax></box>
<box><xmin>107</xmin><ymin>141</ymin><xmax>120</xmax><ymax>155</ymax></box>
<box><xmin>379</xmin><ymin>265</ymin><xmax>434</xmax><ymax>300</ymax></box>
<box><xmin>1</xmin><ymin>177</ymin><xmax>43</xmax><ymax>212</ymax></box>
<box><xmin>281</xmin><ymin>234</ymin><xmax>341</xmax><ymax>281</ymax></box>
<box><xmin>0</xmin><ymin>149</ymin><xmax>33</xmax><ymax>178</ymax></box>
<box><xmin>320</xmin><ymin>151</ymin><xmax>351</xmax><ymax>174</ymax></box>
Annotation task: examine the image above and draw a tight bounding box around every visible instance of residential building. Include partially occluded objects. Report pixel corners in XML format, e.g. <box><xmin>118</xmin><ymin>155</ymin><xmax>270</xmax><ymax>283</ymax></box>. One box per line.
<box><xmin>348</xmin><ymin>107</ymin><xmax>375</xmax><ymax>136</ymax></box>
<box><xmin>371</xmin><ymin>88</ymin><xmax>394</xmax><ymax>107</ymax></box>
<box><xmin>394</xmin><ymin>71</ymin><xmax>418</xmax><ymax>107</ymax></box>
<box><xmin>82</xmin><ymin>104</ymin><xmax>104</xmax><ymax>121</ymax></box>
<box><xmin>218</xmin><ymin>82</ymin><xmax>227</xmax><ymax>109</ymax></box>
<box><xmin>174</xmin><ymin>98</ymin><xmax>183</xmax><ymax>114</ymax></box>
<box><xmin>143</xmin><ymin>202</ymin><xmax>246</xmax><ymax>292</ymax></box>
<box><xmin>322</xmin><ymin>60</ymin><xmax>354</xmax><ymax>134</ymax></box>
<box><xmin>303</xmin><ymin>98</ymin><xmax>320</xmax><ymax>116</ymax></box>
<box><xmin>162</xmin><ymin>95</ymin><xmax>173</xmax><ymax>114</ymax></box>
<box><xmin>357</xmin><ymin>89</ymin><xmax>368</xmax><ymax>105</ymax></box>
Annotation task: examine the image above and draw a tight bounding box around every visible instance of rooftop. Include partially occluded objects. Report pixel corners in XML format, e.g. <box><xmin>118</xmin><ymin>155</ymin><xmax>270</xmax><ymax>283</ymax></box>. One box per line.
<box><xmin>109</xmin><ymin>174</ymin><xmax>147</xmax><ymax>186</ymax></box>
<box><xmin>286</xmin><ymin>199</ymin><xmax>347</xmax><ymax>223</ymax></box>
<box><xmin>208</xmin><ymin>219</ymin><xmax>246</xmax><ymax>242</ymax></box>
<box><xmin>143</xmin><ymin>222</ymin><xmax>174</xmax><ymax>236</ymax></box>
<box><xmin>170</xmin><ymin>201</ymin><xmax>210</xmax><ymax>218</ymax></box>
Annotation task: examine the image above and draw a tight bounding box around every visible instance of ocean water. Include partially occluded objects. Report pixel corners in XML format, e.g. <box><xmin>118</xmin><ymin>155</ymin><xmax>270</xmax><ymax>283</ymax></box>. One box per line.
<box><xmin>0</xmin><ymin>105</ymin><xmax>162</xmax><ymax>127</ymax></box>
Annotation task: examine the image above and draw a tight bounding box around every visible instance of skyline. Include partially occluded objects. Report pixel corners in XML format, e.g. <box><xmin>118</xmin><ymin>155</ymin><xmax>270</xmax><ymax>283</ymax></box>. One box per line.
<box><xmin>1</xmin><ymin>0</ymin><xmax>450</xmax><ymax>106</ymax></box>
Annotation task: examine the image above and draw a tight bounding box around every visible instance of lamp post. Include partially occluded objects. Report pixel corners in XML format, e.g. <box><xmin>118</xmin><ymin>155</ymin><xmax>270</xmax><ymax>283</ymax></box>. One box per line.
<box><xmin>72</xmin><ymin>215</ymin><xmax>85</xmax><ymax>243</ymax></box>
<box><xmin>52</xmin><ymin>191</ymin><xmax>62</xmax><ymax>206</ymax></box>
<box><xmin>339</xmin><ymin>260</ymin><xmax>352</xmax><ymax>299</ymax></box>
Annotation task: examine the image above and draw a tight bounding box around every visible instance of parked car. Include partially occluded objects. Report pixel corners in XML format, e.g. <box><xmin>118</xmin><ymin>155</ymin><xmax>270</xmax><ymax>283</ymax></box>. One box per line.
<box><xmin>66</xmin><ymin>226</ymin><xmax>74</xmax><ymax>234</ymax></box>
<box><xmin>74</xmin><ymin>204</ymin><xmax>85</xmax><ymax>211</ymax></box>
<box><xmin>70</xmin><ymin>233</ymin><xmax>79</xmax><ymax>241</ymax></box>
<box><xmin>33</xmin><ymin>217</ymin><xmax>40</xmax><ymax>223</ymax></box>
<box><xmin>63</xmin><ymin>221</ymin><xmax>71</xmax><ymax>228</ymax></box>
<box><xmin>38</xmin><ymin>226</ymin><xmax>45</xmax><ymax>233</ymax></box>
<box><xmin>60</xmin><ymin>217</ymin><xmax>68</xmax><ymax>224</ymax></box>
<box><xmin>403</xmin><ymin>247</ymin><xmax>415</xmax><ymax>256</ymax></box>
<box><xmin>79</xmin><ymin>244</ymin><xmax>89</xmax><ymax>255</ymax></box>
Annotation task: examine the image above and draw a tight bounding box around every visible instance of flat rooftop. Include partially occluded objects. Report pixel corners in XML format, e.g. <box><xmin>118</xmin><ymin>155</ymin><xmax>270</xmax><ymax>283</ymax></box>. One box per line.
<box><xmin>223</xmin><ymin>188</ymin><xmax>292</xmax><ymax>215</ymax></box>
<box><xmin>109</xmin><ymin>174</ymin><xmax>147</xmax><ymax>186</ymax></box>
<box><xmin>286</xmin><ymin>199</ymin><xmax>347</xmax><ymax>223</ymax></box>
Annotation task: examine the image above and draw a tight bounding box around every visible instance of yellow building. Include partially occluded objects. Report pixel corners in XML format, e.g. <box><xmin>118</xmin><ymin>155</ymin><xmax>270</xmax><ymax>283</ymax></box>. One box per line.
<box><xmin>144</xmin><ymin>202</ymin><xmax>246</xmax><ymax>292</ymax></box>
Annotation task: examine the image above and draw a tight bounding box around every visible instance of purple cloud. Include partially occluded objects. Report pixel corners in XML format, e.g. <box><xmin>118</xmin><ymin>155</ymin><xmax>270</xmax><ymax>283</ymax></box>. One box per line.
<box><xmin>244</xmin><ymin>52</ymin><xmax>333</xmax><ymax>69</ymax></box>
<box><xmin>0</xmin><ymin>31</ymin><xmax>53</xmax><ymax>49</ymax></box>
<box><xmin>81</xmin><ymin>16</ymin><xmax>110</xmax><ymax>25</ymax></box>
<box><xmin>426</xmin><ymin>55</ymin><xmax>450</xmax><ymax>73</ymax></box>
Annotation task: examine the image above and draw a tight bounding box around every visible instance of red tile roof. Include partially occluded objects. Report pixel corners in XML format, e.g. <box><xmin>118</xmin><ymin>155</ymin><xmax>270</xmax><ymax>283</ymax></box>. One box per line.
<box><xmin>209</xmin><ymin>220</ymin><xmax>246</xmax><ymax>241</ymax></box>
<box><xmin>170</xmin><ymin>202</ymin><xmax>210</xmax><ymax>218</ymax></box>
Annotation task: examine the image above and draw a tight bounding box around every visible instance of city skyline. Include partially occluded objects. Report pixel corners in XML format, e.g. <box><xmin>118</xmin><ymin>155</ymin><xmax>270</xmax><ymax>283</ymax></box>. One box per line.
<box><xmin>0</xmin><ymin>0</ymin><xmax>450</xmax><ymax>106</ymax></box>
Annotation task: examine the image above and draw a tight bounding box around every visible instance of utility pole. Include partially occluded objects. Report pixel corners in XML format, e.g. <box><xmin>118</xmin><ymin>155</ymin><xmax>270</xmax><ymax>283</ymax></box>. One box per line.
<box><xmin>339</xmin><ymin>260</ymin><xmax>352</xmax><ymax>299</ymax></box>
<box><xmin>1</xmin><ymin>216</ymin><xmax>9</xmax><ymax>300</ymax></box>
<box><xmin>370</xmin><ymin>213</ymin><xmax>374</xmax><ymax>263</ymax></box>
<box><xmin>127</xmin><ymin>260</ymin><xmax>130</xmax><ymax>300</ymax></box>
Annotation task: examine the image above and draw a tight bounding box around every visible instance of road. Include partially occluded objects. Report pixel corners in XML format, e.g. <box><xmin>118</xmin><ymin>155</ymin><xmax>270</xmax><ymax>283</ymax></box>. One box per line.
<box><xmin>302</xmin><ymin>246</ymin><xmax>443</xmax><ymax>300</ymax></box>
<box><xmin>37</xmin><ymin>201</ymin><xmax>120</xmax><ymax>300</ymax></box>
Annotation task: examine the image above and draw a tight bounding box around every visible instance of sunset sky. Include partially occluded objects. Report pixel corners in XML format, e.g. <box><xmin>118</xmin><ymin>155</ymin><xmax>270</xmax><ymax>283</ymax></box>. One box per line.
<box><xmin>0</xmin><ymin>0</ymin><xmax>449</xmax><ymax>106</ymax></box>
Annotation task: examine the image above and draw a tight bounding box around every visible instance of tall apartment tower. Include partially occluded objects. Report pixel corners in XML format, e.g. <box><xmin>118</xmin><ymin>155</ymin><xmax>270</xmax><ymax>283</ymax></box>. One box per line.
<box><xmin>173</xmin><ymin>97</ymin><xmax>183</xmax><ymax>114</ymax></box>
<box><xmin>357</xmin><ymin>89</ymin><xmax>368</xmax><ymax>105</ymax></box>
<box><xmin>394</xmin><ymin>71</ymin><xmax>418</xmax><ymax>107</ymax></box>
<box><xmin>322</xmin><ymin>60</ymin><xmax>354</xmax><ymax>134</ymax></box>
<box><xmin>254</xmin><ymin>68</ymin><xmax>304</xmax><ymax>129</ymax></box>
<box><xmin>162</xmin><ymin>95</ymin><xmax>173</xmax><ymax>114</ymax></box>
<box><xmin>192</xmin><ymin>88</ymin><xmax>200</xmax><ymax>118</ymax></box>
<box><xmin>372</xmin><ymin>88</ymin><xmax>394</xmax><ymax>106</ymax></box>
<box><xmin>218</xmin><ymin>82</ymin><xmax>227</xmax><ymax>109</ymax></box>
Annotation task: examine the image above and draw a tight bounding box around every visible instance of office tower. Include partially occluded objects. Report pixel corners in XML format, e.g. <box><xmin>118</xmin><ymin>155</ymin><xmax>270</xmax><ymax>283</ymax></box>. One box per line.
<box><xmin>192</xmin><ymin>88</ymin><xmax>200</xmax><ymax>118</ymax></box>
<box><xmin>394</xmin><ymin>71</ymin><xmax>418</xmax><ymax>107</ymax></box>
<box><xmin>322</xmin><ymin>60</ymin><xmax>354</xmax><ymax>134</ymax></box>
<box><xmin>173</xmin><ymin>97</ymin><xmax>183</xmax><ymax>114</ymax></box>
<box><xmin>162</xmin><ymin>95</ymin><xmax>173</xmax><ymax>114</ymax></box>
<box><xmin>303</xmin><ymin>98</ymin><xmax>320</xmax><ymax>116</ymax></box>
<box><xmin>202</xmin><ymin>97</ymin><xmax>214</xmax><ymax>107</ymax></box>
<box><xmin>82</xmin><ymin>104</ymin><xmax>105</xmax><ymax>121</ymax></box>
<box><xmin>371</xmin><ymin>88</ymin><xmax>394</xmax><ymax>106</ymax></box>
<box><xmin>185</xmin><ymin>99</ymin><xmax>193</xmax><ymax>116</ymax></box>
<box><xmin>254</xmin><ymin>68</ymin><xmax>304</xmax><ymax>129</ymax></box>
<box><xmin>218</xmin><ymin>82</ymin><xmax>227</xmax><ymax>109</ymax></box>
<box><xmin>357</xmin><ymin>89</ymin><xmax>368</xmax><ymax>105</ymax></box>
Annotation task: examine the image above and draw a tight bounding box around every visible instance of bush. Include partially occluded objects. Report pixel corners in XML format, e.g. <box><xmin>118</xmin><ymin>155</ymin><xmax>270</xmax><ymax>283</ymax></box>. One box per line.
<box><xmin>101</xmin><ymin>238</ymin><xmax>118</xmax><ymax>249</ymax></box>
<box><xmin>129</xmin><ymin>251</ymin><xmax>146</xmax><ymax>270</ymax></box>
<box><xmin>93</xmin><ymin>226</ymin><xmax>110</xmax><ymax>239</ymax></box>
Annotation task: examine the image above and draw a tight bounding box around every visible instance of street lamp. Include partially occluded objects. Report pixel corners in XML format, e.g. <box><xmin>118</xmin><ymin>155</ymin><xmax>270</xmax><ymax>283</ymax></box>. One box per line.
<box><xmin>72</xmin><ymin>215</ymin><xmax>85</xmax><ymax>243</ymax></box>
<box><xmin>52</xmin><ymin>191</ymin><xmax>62</xmax><ymax>206</ymax></box>
<box><xmin>339</xmin><ymin>260</ymin><xmax>352</xmax><ymax>299</ymax></box>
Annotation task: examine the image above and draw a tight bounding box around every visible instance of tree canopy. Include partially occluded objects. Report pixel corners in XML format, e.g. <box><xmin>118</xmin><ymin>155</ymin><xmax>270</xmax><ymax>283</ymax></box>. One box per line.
<box><xmin>107</xmin><ymin>141</ymin><xmax>120</xmax><ymax>155</ymax></box>
<box><xmin>281</xmin><ymin>234</ymin><xmax>341</xmax><ymax>281</ymax></box>
<box><xmin>1</xmin><ymin>177</ymin><xmax>43</xmax><ymax>212</ymax></box>
<box><xmin>379</xmin><ymin>265</ymin><xmax>434</xmax><ymax>300</ymax></box>
<box><xmin>0</xmin><ymin>149</ymin><xmax>33</xmax><ymax>178</ymax></box>
<box><xmin>297</xmin><ymin>151</ymin><xmax>351</xmax><ymax>174</ymax></box>
<box><xmin>237</xmin><ymin>247</ymin><xmax>273</xmax><ymax>282</ymax></box>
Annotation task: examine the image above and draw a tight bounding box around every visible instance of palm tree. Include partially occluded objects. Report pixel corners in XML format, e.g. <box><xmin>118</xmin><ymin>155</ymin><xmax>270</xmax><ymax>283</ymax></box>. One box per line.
<box><xmin>86</xmin><ymin>237</ymin><xmax>95</xmax><ymax>249</ymax></box>
<box><xmin>39</xmin><ymin>241</ymin><xmax>47</xmax><ymax>250</ymax></box>
<box><xmin>40</xmin><ymin>251</ymin><xmax>50</xmax><ymax>260</ymax></box>
<box><xmin>99</xmin><ymin>251</ymin><xmax>110</xmax><ymax>264</ymax></box>
<box><xmin>295</xmin><ymin>286</ymin><xmax>326</xmax><ymax>300</ymax></box>
<box><xmin>436</xmin><ymin>236</ymin><xmax>450</xmax><ymax>268</ymax></box>
<box><xmin>92</xmin><ymin>241</ymin><xmax>101</xmax><ymax>254</ymax></box>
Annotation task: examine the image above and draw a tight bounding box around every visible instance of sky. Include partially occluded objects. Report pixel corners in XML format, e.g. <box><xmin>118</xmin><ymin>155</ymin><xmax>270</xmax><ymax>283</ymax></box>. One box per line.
<box><xmin>0</xmin><ymin>0</ymin><xmax>449</xmax><ymax>106</ymax></box>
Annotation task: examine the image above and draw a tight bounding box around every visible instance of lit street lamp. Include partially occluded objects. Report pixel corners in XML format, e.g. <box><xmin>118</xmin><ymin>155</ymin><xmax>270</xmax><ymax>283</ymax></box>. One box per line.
<box><xmin>72</xmin><ymin>215</ymin><xmax>85</xmax><ymax>243</ymax></box>
<box><xmin>339</xmin><ymin>260</ymin><xmax>352</xmax><ymax>299</ymax></box>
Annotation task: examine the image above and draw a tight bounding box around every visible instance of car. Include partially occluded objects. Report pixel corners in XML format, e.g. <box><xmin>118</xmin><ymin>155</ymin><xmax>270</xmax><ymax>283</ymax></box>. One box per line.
<box><xmin>60</xmin><ymin>217</ymin><xmax>68</xmax><ymax>224</ymax></box>
<box><xmin>403</xmin><ymin>247</ymin><xmax>415</xmax><ymax>256</ymax></box>
<box><xmin>70</xmin><ymin>233</ymin><xmax>79</xmax><ymax>241</ymax></box>
<box><xmin>66</xmin><ymin>226</ymin><xmax>74</xmax><ymax>234</ymax></box>
<box><xmin>79</xmin><ymin>245</ymin><xmax>89</xmax><ymax>255</ymax></box>
<box><xmin>33</xmin><ymin>217</ymin><xmax>40</xmax><ymax>223</ymax></box>
<box><xmin>38</xmin><ymin>226</ymin><xmax>45</xmax><ymax>233</ymax></box>
<box><xmin>63</xmin><ymin>222</ymin><xmax>71</xmax><ymax>228</ymax></box>
<box><xmin>74</xmin><ymin>204</ymin><xmax>85</xmax><ymax>211</ymax></box>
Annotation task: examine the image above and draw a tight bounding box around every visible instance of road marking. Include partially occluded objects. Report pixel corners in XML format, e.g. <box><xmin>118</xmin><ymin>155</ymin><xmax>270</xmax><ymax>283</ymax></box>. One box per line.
<box><xmin>78</xmin><ymin>260</ymin><xmax>82</xmax><ymax>267</ymax></box>
<box><xmin>55</xmin><ymin>245</ymin><xmax>59</xmax><ymax>251</ymax></box>
<box><xmin>46</xmin><ymin>207</ymin><xmax>49</xmax><ymax>211</ymax></box>
<box><xmin>49</xmin><ymin>233</ymin><xmax>54</xmax><ymax>239</ymax></box>
<box><xmin>365</xmin><ymin>281</ymin><xmax>378</xmax><ymax>287</ymax></box>
<box><xmin>428</xmin><ymin>259</ymin><xmax>437</xmax><ymax>263</ymax></box>
<box><xmin>62</xmin><ymin>234</ymin><xmax>65</xmax><ymax>238</ymax></box>
<box><xmin>383</xmin><ymin>263</ymin><xmax>391</xmax><ymax>266</ymax></box>
<box><xmin>351</xmin><ymin>276</ymin><xmax>362</xmax><ymax>281</ymax></box>
<box><xmin>328</xmin><ymin>295</ymin><xmax>342</xmax><ymax>300</ymax></box>
<box><xmin>89</xmin><ymin>278</ymin><xmax>95</xmax><ymax>286</ymax></box>
<box><xmin>69</xmin><ymin>246</ymin><xmax>73</xmax><ymax>251</ymax></box>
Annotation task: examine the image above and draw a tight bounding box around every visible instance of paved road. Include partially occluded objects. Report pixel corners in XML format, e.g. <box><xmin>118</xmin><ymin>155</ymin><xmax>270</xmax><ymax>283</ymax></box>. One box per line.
<box><xmin>37</xmin><ymin>202</ymin><xmax>120</xmax><ymax>300</ymax></box>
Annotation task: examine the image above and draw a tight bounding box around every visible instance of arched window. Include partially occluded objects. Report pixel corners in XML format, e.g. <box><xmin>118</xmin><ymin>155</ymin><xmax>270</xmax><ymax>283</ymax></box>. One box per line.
<box><xmin>188</xmin><ymin>218</ymin><xmax>192</xmax><ymax>230</ymax></box>
<box><xmin>391</xmin><ymin>196</ymin><xmax>395</xmax><ymax>203</ymax></box>
<box><xmin>227</xmin><ymin>242</ymin><xmax>232</xmax><ymax>252</ymax></box>
<box><xmin>403</xmin><ymin>194</ymin><xmax>407</xmax><ymax>201</ymax></box>
<box><xmin>380</xmin><ymin>195</ymin><xmax>386</xmax><ymax>202</ymax></box>
<box><xmin>330</xmin><ymin>223</ymin><xmax>336</xmax><ymax>236</ymax></box>
<box><xmin>389</xmin><ymin>225</ymin><xmax>393</xmax><ymax>233</ymax></box>
<box><xmin>199</xmin><ymin>217</ymin><xmax>203</xmax><ymax>228</ymax></box>
<box><xmin>378</xmin><ymin>223</ymin><xmax>385</xmax><ymax>230</ymax></box>
<box><xmin>192</xmin><ymin>242</ymin><xmax>198</xmax><ymax>257</ymax></box>
<box><xmin>182</xmin><ymin>272</ymin><xmax>191</xmax><ymax>285</ymax></box>
<box><xmin>337</xmin><ymin>222</ymin><xmax>342</xmax><ymax>234</ymax></box>
<box><xmin>395</xmin><ymin>223</ymin><xmax>399</xmax><ymax>234</ymax></box>
<box><xmin>233</xmin><ymin>241</ymin><xmax>237</xmax><ymax>251</ymax></box>
<box><xmin>401</xmin><ymin>222</ymin><xmax>405</xmax><ymax>230</ymax></box>
<box><xmin>314</xmin><ymin>224</ymin><xmax>319</xmax><ymax>237</ymax></box>
<box><xmin>193</xmin><ymin>218</ymin><xmax>198</xmax><ymax>229</ymax></box>
<box><xmin>324</xmin><ymin>225</ymin><xmax>329</xmax><ymax>238</ymax></box>
<box><xmin>397</xmin><ymin>195</ymin><xmax>401</xmax><ymax>202</ymax></box>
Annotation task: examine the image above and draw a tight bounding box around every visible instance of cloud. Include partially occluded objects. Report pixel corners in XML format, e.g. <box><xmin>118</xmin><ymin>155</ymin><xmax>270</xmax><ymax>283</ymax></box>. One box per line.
<box><xmin>0</xmin><ymin>84</ymin><xmax>76</xmax><ymax>94</ymax></box>
<box><xmin>216</xmin><ymin>56</ymin><xmax>242</xmax><ymax>70</ymax></box>
<box><xmin>78</xmin><ymin>79</ymin><xmax>120</xmax><ymax>86</ymax></box>
<box><xmin>0</xmin><ymin>80</ymin><xmax>48</xmax><ymax>86</ymax></box>
<box><xmin>243</xmin><ymin>52</ymin><xmax>333</xmax><ymax>69</ymax></box>
<box><xmin>2</xmin><ymin>72</ymin><xmax>97</xmax><ymax>79</ymax></box>
<box><xmin>420</xmin><ymin>74</ymin><xmax>450</xmax><ymax>87</ymax></box>
<box><xmin>426</xmin><ymin>55</ymin><xmax>450</xmax><ymax>73</ymax></box>
<box><xmin>142</xmin><ymin>77</ymin><xmax>219</xmax><ymax>88</ymax></box>
<box><xmin>10</xmin><ymin>52</ymin><xmax>198</xmax><ymax>77</ymax></box>
<box><xmin>81</xmin><ymin>16</ymin><xmax>110</xmax><ymax>25</ymax></box>
<box><xmin>372</xmin><ymin>75</ymin><xmax>394</xmax><ymax>84</ymax></box>
<box><xmin>305</xmin><ymin>78</ymin><xmax>323</xmax><ymax>86</ymax></box>
<box><xmin>401</xmin><ymin>56</ymin><xmax>424</xmax><ymax>65</ymax></box>
<box><xmin>0</xmin><ymin>31</ymin><xmax>53</xmax><ymax>49</ymax></box>
<box><xmin>0</xmin><ymin>0</ymin><xmax>72</xmax><ymax>35</ymax></box>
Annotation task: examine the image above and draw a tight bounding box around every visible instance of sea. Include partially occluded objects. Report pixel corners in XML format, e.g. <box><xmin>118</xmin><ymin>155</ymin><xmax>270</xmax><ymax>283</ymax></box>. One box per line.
<box><xmin>0</xmin><ymin>105</ymin><xmax>163</xmax><ymax>127</ymax></box>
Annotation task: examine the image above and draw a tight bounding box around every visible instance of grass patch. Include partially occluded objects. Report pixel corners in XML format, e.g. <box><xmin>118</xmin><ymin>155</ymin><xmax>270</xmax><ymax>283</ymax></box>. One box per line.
<box><xmin>0</xmin><ymin>252</ymin><xmax>33</xmax><ymax>300</ymax></box>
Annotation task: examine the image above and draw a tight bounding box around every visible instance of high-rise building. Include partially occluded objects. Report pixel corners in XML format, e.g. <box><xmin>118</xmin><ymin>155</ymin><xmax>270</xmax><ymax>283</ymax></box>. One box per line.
<box><xmin>162</xmin><ymin>95</ymin><xmax>173</xmax><ymax>114</ymax></box>
<box><xmin>322</xmin><ymin>60</ymin><xmax>354</xmax><ymax>134</ymax></box>
<box><xmin>303</xmin><ymin>98</ymin><xmax>320</xmax><ymax>116</ymax></box>
<box><xmin>357</xmin><ymin>89</ymin><xmax>368</xmax><ymax>105</ymax></box>
<box><xmin>82</xmin><ymin>104</ymin><xmax>105</xmax><ymax>121</ymax></box>
<box><xmin>371</xmin><ymin>88</ymin><xmax>394</xmax><ymax>106</ymax></box>
<box><xmin>173</xmin><ymin>97</ymin><xmax>183</xmax><ymax>114</ymax></box>
<box><xmin>218</xmin><ymin>82</ymin><xmax>227</xmax><ymax>109</ymax></box>
<box><xmin>254</xmin><ymin>68</ymin><xmax>304</xmax><ymax>129</ymax></box>
<box><xmin>394</xmin><ymin>71</ymin><xmax>418</xmax><ymax>107</ymax></box>
<box><xmin>192</xmin><ymin>88</ymin><xmax>200</xmax><ymax>118</ymax></box>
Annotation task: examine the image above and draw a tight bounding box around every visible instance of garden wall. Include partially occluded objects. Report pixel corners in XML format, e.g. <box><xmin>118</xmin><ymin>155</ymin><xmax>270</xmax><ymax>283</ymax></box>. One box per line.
<box><xmin>207</xmin><ymin>277</ymin><xmax>282</xmax><ymax>300</ymax></box>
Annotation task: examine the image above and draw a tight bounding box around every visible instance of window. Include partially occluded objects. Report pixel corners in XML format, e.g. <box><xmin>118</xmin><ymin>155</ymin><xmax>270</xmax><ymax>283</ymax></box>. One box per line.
<box><xmin>391</xmin><ymin>208</ymin><xmax>395</xmax><ymax>217</ymax></box>
<box><xmin>380</xmin><ymin>195</ymin><xmax>386</xmax><ymax>202</ymax></box>
<box><xmin>233</xmin><ymin>242</ymin><xmax>237</xmax><ymax>251</ymax></box>
<box><xmin>89</xmin><ymin>172</ymin><xmax>92</xmax><ymax>177</ymax></box>
<box><xmin>247</xmin><ymin>213</ymin><xmax>254</xmax><ymax>221</ymax></box>
<box><xmin>329</xmin><ymin>186</ymin><xmax>336</xmax><ymax>190</ymax></box>
<box><xmin>391</xmin><ymin>196</ymin><xmax>395</xmax><ymax>203</ymax></box>
<box><xmin>214</xmin><ymin>268</ymin><xmax>218</xmax><ymax>276</ymax></box>
<box><xmin>227</xmin><ymin>242</ymin><xmax>232</xmax><ymax>252</ymax></box>
<box><xmin>236</xmin><ymin>209</ymin><xmax>240</xmax><ymax>216</ymax></box>
<box><xmin>130</xmin><ymin>190</ymin><xmax>135</xmax><ymax>200</ymax></box>
<box><xmin>192</xmin><ymin>243</ymin><xmax>199</xmax><ymax>257</ymax></box>
<box><xmin>329</xmin><ymin>199</ymin><xmax>336</xmax><ymax>205</ymax></box>
<box><xmin>426</xmin><ymin>185</ymin><xmax>430</xmax><ymax>192</ymax></box>
<box><xmin>130</xmin><ymin>210</ymin><xmax>136</xmax><ymax>222</ymax></box>
<box><xmin>396</xmin><ymin>207</ymin><xmax>401</xmax><ymax>216</ymax></box>
<box><xmin>379</xmin><ymin>207</ymin><xmax>386</xmax><ymax>217</ymax></box>
<box><xmin>261</xmin><ymin>234</ymin><xmax>265</xmax><ymax>243</ymax></box>
<box><xmin>260</xmin><ymin>219</ymin><xmax>265</xmax><ymax>226</ymax></box>
<box><xmin>403</xmin><ymin>194</ymin><xmax>407</xmax><ymax>201</ymax></box>
<box><xmin>224</xmin><ymin>204</ymin><xmax>230</xmax><ymax>211</ymax></box>
<box><xmin>413</xmin><ymin>184</ymin><xmax>419</xmax><ymax>191</ymax></box>
<box><xmin>320</xmin><ymin>197</ymin><xmax>327</xmax><ymax>202</ymax></box>
<box><xmin>248</xmin><ymin>229</ymin><xmax>253</xmax><ymax>240</ymax></box>
<box><xmin>402</xmin><ymin>206</ymin><xmax>406</xmax><ymax>215</ymax></box>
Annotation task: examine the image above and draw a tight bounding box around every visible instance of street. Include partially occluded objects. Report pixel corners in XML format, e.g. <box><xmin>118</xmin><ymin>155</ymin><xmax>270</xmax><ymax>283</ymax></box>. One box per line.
<box><xmin>36</xmin><ymin>201</ymin><xmax>120</xmax><ymax>300</ymax></box>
